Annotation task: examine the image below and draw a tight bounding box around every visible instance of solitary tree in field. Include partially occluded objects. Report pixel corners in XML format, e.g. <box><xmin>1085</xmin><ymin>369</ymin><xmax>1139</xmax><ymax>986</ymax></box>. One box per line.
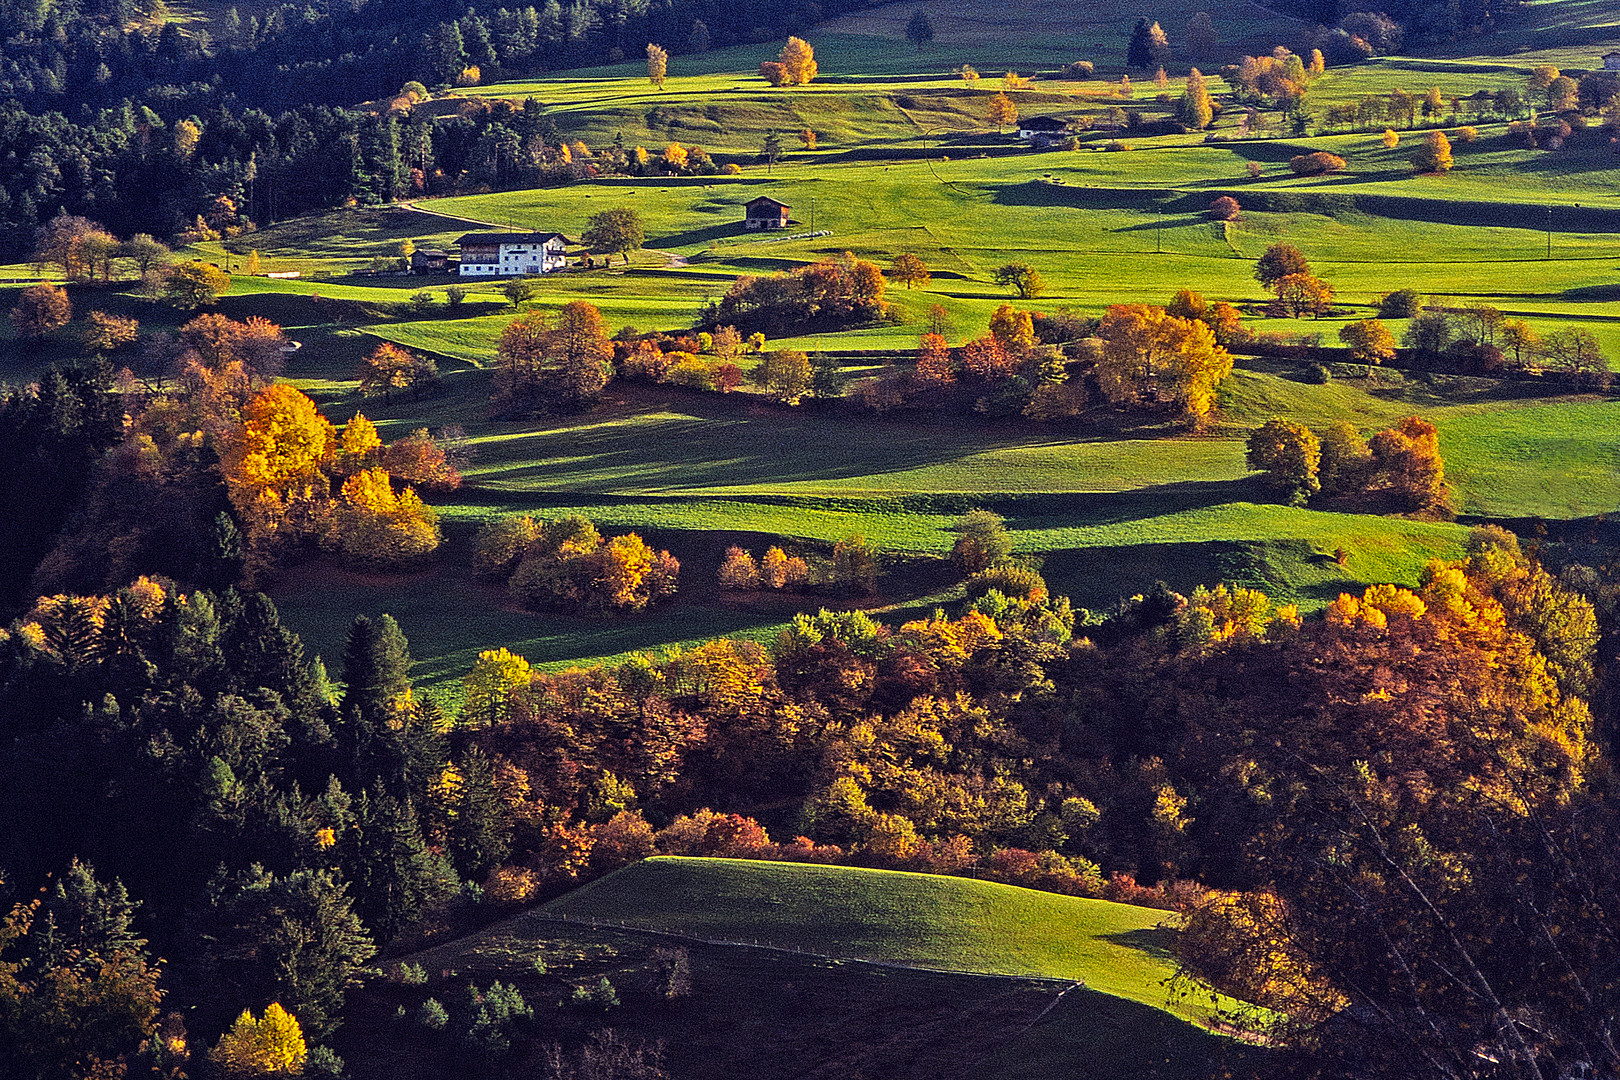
<box><xmin>10</xmin><ymin>283</ymin><xmax>72</xmax><ymax>340</ymax></box>
<box><xmin>1178</xmin><ymin>68</ymin><xmax>1214</xmax><ymax>129</ymax></box>
<box><xmin>778</xmin><ymin>37</ymin><xmax>818</xmax><ymax>85</ymax></box>
<box><xmin>992</xmin><ymin>262</ymin><xmax>1042</xmax><ymax>298</ymax></box>
<box><xmin>959</xmin><ymin>64</ymin><xmax>979</xmax><ymax>84</ymax></box>
<box><xmin>1382</xmin><ymin>128</ymin><xmax>1400</xmax><ymax>148</ymax></box>
<box><xmin>688</xmin><ymin>19</ymin><xmax>710</xmax><ymax>52</ymax></box>
<box><xmin>753</xmin><ymin>349</ymin><xmax>814</xmax><ymax>404</ymax></box>
<box><xmin>1410</xmin><ymin>129</ymin><xmax>1453</xmax><ymax>174</ymax></box>
<box><xmin>1276</xmin><ymin>272</ymin><xmax>1334</xmax><ymax>318</ymax></box>
<box><xmin>163</xmin><ymin>261</ymin><xmax>231</xmax><ymax>309</ymax></box>
<box><xmin>581</xmin><ymin>207</ymin><xmax>645</xmax><ymax>264</ymax></box>
<box><xmin>905</xmin><ymin>10</ymin><xmax>934</xmax><ymax>49</ymax></box>
<box><xmin>646</xmin><ymin>43</ymin><xmax>668</xmax><ymax>89</ymax></box>
<box><xmin>1246</xmin><ymin>417</ymin><xmax>1320</xmax><ymax>504</ymax></box>
<box><xmin>120</xmin><ymin>233</ymin><xmax>171</xmax><ymax>277</ymax></box>
<box><xmin>761</xmin><ymin>131</ymin><xmax>784</xmax><ymax>172</ymax></box>
<box><xmin>1254</xmin><ymin>243</ymin><xmax>1310</xmax><ymax>294</ymax></box>
<box><xmin>987</xmin><ymin>92</ymin><xmax>1019</xmax><ymax>131</ymax></box>
<box><xmin>548</xmin><ymin>300</ymin><xmax>615</xmax><ymax>403</ymax></box>
<box><xmin>1339</xmin><ymin>318</ymin><xmax>1396</xmax><ymax>364</ymax></box>
<box><xmin>888</xmin><ymin>253</ymin><xmax>931</xmax><ymax>289</ymax></box>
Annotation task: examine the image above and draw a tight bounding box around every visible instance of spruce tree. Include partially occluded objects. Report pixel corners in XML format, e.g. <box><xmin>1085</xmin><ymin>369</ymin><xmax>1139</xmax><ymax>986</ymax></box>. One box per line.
<box><xmin>449</xmin><ymin>748</ymin><xmax>511</xmax><ymax>882</ymax></box>
<box><xmin>1126</xmin><ymin>18</ymin><xmax>1155</xmax><ymax>69</ymax></box>
<box><xmin>342</xmin><ymin>788</ymin><xmax>455</xmax><ymax>942</ymax></box>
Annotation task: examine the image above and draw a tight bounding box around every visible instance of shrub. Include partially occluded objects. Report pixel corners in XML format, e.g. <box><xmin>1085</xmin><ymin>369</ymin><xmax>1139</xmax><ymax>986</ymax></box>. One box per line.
<box><xmin>506</xmin><ymin>516</ymin><xmax>679</xmax><ymax>615</ymax></box>
<box><xmin>1288</xmin><ymin>151</ymin><xmax>1346</xmax><ymax>176</ymax></box>
<box><xmin>718</xmin><ymin>546</ymin><xmax>760</xmax><ymax>590</ymax></box>
<box><xmin>1208</xmin><ymin>195</ymin><xmax>1240</xmax><ymax>220</ymax></box>
<box><xmin>1064</xmin><ymin>60</ymin><xmax>1095</xmax><ymax>79</ymax></box>
<box><xmin>571</xmin><ymin>977</ymin><xmax>620</xmax><ymax>1010</ymax></box>
<box><xmin>950</xmin><ymin>510</ymin><xmax>1013</xmax><ymax>573</ymax></box>
<box><xmin>417</xmin><ymin>999</ymin><xmax>449</xmax><ymax>1030</ymax></box>
<box><xmin>472</xmin><ymin>515</ymin><xmax>541</xmax><ymax>580</ymax></box>
<box><xmin>964</xmin><ymin>563</ymin><xmax>1047</xmax><ymax>604</ymax></box>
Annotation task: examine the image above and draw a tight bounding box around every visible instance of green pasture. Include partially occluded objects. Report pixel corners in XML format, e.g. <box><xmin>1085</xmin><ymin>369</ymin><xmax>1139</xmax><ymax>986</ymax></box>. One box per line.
<box><xmin>380</xmin><ymin>861</ymin><xmax>1252</xmax><ymax>1080</ymax></box>
<box><xmin>544</xmin><ymin>856</ymin><xmax>1223</xmax><ymax>1021</ymax></box>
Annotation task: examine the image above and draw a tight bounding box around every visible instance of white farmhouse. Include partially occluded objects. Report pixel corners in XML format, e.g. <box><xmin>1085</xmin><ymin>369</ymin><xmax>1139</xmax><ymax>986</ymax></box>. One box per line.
<box><xmin>456</xmin><ymin>231</ymin><xmax>567</xmax><ymax>277</ymax></box>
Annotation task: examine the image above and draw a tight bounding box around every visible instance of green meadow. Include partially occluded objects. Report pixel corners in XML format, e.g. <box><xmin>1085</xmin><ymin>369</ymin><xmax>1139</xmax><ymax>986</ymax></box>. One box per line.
<box><xmin>369</xmin><ymin>856</ymin><xmax>1251</xmax><ymax>1080</ymax></box>
<box><xmin>544</xmin><ymin>856</ymin><xmax>1217</xmax><ymax>1020</ymax></box>
<box><xmin>9</xmin><ymin>0</ymin><xmax>1618</xmax><ymax>707</ymax></box>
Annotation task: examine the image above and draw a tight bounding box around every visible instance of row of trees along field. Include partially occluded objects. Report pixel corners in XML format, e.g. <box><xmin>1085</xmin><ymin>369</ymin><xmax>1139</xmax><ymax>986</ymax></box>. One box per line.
<box><xmin>6</xmin><ymin>515</ymin><xmax>1620</xmax><ymax>1078</ymax></box>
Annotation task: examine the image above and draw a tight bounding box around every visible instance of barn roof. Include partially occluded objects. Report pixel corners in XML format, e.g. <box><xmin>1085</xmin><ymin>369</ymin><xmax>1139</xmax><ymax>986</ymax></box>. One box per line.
<box><xmin>744</xmin><ymin>196</ymin><xmax>790</xmax><ymax>210</ymax></box>
<box><xmin>1019</xmin><ymin>116</ymin><xmax>1069</xmax><ymax>131</ymax></box>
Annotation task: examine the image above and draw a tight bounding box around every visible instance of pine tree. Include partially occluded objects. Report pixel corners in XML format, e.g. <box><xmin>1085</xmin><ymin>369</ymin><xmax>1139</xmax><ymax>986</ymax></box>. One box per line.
<box><xmin>449</xmin><ymin>748</ymin><xmax>511</xmax><ymax>881</ymax></box>
<box><xmin>1126</xmin><ymin>18</ymin><xmax>1155</xmax><ymax>69</ymax></box>
<box><xmin>343</xmin><ymin>789</ymin><xmax>455</xmax><ymax>942</ymax></box>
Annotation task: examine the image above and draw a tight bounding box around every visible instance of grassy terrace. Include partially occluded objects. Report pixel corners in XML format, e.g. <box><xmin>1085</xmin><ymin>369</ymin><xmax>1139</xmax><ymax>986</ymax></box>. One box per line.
<box><xmin>8</xmin><ymin>0</ymin><xmax>1619</xmax><ymax>706</ymax></box>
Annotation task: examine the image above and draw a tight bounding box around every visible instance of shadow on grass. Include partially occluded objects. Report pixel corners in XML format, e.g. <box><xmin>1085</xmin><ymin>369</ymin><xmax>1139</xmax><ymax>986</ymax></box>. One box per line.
<box><xmin>1101</xmin><ymin>927</ymin><xmax>1177</xmax><ymax>964</ymax></box>
<box><xmin>984</xmin><ymin>986</ymin><xmax>1266</xmax><ymax>1080</ymax></box>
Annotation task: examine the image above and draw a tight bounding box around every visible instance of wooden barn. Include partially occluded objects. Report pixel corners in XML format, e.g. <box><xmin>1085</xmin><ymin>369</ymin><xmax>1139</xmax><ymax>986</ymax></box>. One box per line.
<box><xmin>744</xmin><ymin>196</ymin><xmax>791</xmax><ymax>230</ymax></box>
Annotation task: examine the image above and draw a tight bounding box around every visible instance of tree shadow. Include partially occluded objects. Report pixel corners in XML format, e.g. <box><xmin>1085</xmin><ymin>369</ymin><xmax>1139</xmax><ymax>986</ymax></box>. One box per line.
<box><xmin>648</xmin><ymin>221</ymin><xmax>752</xmax><ymax>247</ymax></box>
<box><xmin>1102</xmin><ymin>927</ymin><xmax>1176</xmax><ymax>962</ymax></box>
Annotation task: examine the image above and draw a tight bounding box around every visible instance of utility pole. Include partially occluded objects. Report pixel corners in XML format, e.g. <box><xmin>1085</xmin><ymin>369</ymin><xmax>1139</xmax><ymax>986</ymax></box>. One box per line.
<box><xmin>810</xmin><ymin>197</ymin><xmax>815</xmax><ymax>232</ymax></box>
<box><xmin>1156</xmin><ymin>206</ymin><xmax>1163</xmax><ymax>254</ymax></box>
<box><xmin>1546</xmin><ymin>205</ymin><xmax>1553</xmax><ymax>260</ymax></box>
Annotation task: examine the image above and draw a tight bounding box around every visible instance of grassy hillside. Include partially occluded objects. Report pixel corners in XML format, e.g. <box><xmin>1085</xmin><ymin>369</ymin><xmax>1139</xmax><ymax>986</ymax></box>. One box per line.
<box><xmin>355</xmin><ymin>869</ymin><xmax>1255</xmax><ymax>1080</ymax></box>
<box><xmin>544</xmin><ymin>856</ymin><xmax>1220</xmax><ymax>1021</ymax></box>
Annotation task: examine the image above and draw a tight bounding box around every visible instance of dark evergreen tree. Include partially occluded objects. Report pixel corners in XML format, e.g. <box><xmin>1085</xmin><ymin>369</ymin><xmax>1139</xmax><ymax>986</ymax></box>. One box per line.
<box><xmin>904</xmin><ymin>9</ymin><xmax>934</xmax><ymax>48</ymax></box>
<box><xmin>341</xmin><ymin>788</ymin><xmax>456</xmax><ymax>943</ymax></box>
<box><xmin>1126</xmin><ymin>17</ymin><xmax>1156</xmax><ymax>69</ymax></box>
<box><xmin>30</xmin><ymin>858</ymin><xmax>146</xmax><ymax>972</ymax></box>
<box><xmin>183</xmin><ymin>864</ymin><xmax>375</xmax><ymax>1038</ymax></box>
<box><xmin>449</xmin><ymin>747</ymin><xmax>511</xmax><ymax>882</ymax></box>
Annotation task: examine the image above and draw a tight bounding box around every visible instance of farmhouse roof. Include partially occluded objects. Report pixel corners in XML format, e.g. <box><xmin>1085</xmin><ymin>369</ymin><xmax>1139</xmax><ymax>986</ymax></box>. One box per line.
<box><xmin>1020</xmin><ymin>116</ymin><xmax>1069</xmax><ymax>131</ymax></box>
<box><xmin>416</xmin><ymin>248</ymin><xmax>447</xmax><ymax>257</ymax></box>
<box><xmin>456</xmin><ymin>232</ymin><xmax>565</xmax><ymax>246</ymax></box>
<box><xmin>744</xmin><ymin>196</ymin><xmax>790</xmax><ymax>210</ymax></box>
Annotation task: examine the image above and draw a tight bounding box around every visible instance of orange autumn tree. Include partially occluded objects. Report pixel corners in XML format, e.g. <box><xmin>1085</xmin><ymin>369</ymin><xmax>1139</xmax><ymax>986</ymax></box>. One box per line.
<box><xmin>219</xmin><ymin>384</ymin><xmax>336</xmax><ymax>575</ymax></box>
<box><xmin>1093</xmin><ymin>303</ymin><xmax>1234</xmax><ymax>424</ymax></box>
<box><xmin>324</xmin><ymin>467</ymin><xmax>442</xmax><ymax>570</ymax></box>
<box><xmin>219</xmin><ymin>386</ymin><xmax>443</xmax><ymax>579</ymax></box>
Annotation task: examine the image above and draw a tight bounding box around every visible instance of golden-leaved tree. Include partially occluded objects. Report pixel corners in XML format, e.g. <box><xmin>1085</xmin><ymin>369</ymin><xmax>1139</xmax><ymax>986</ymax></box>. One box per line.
<box><xmin>219</xmin><ymin>387</ymin><xmax>443</xmax><ymax>579</ymax></box>
<box><xmin>210</xmin><ymin>1003</ymin><xmax>307</xmax><ymax>1077</ymax></box>
<box><xmin>219</xmin><ymin>384</ymin><xmax>335</xmax><ymax>575</ymax></box>
<box><xmin>778</xmin><ymin>36</ymin><xmax>817</xmax><ymax>84</ymax></box>
<box><xmin>1093</xmin><ymin>303</ymin><xmax>1234</xmax><ymax>424</ymax></box>
<box><xmin>324</xmin><ymin>467</ymin><xmax>442</xmax><ymax>570</ymax></box>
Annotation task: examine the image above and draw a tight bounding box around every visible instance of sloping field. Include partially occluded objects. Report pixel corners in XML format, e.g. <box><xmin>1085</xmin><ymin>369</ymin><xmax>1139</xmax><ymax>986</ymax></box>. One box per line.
<box><xmin>543</xmin><ymin>856</ymin><xmax>1212</xmax><ymax>1020</ymax></box>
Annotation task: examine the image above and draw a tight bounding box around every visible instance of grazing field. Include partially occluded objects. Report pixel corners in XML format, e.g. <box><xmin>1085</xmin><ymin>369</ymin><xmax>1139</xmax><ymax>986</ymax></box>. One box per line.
<box><xmin>14</xmin><ymin>0</ymin><xmax>1620</xmax><ymax>714</ymax></box>
<box><xmin>543</xmin><ymin>857</ymin><xmax>1223</xmax><ymax>1021</ymax></box>
<box><xmin>353</xmin><ymin>863</ymin><xmax>1251</xmax><ymax>1080</ymax></box>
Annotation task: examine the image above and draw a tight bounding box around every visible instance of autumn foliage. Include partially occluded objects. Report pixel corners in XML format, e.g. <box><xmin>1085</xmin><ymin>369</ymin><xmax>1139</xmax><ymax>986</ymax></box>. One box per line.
<box><xmin>475</xmin><ymin>514</ymin><xmax>679</xmax><ymax>615</ymax></box>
